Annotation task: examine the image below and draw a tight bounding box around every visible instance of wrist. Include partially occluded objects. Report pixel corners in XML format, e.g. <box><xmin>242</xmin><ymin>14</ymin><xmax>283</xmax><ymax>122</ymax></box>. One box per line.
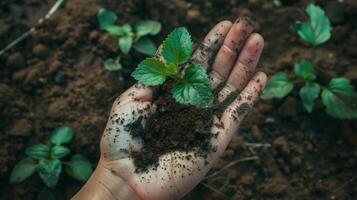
<box><xmin>72</xmin><ymin>160</ymin><xmax>140</xmax><ymax>200</ymax></box>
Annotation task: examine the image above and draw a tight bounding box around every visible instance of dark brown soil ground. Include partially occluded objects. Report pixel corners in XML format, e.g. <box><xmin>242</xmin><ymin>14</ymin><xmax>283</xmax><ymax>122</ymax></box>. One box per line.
<box><xmin>0</xmin><ymin>0</ymin><xmax>356</xmax><ymax>199</ymax></box>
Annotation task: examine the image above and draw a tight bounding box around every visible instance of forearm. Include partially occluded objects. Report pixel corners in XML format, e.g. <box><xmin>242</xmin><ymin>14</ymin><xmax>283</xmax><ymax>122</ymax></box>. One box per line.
<box><xmin>72</xmin><ymin>161</ymin><xmax>140</xmax><ymax>200</ymax></box>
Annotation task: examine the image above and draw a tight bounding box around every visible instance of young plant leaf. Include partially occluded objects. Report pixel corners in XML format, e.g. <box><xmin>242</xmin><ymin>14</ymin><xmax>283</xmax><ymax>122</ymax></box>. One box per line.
<box><xmin>65</xmin><ymin>154</ymin><xmax>92</xmax><ymax>182</ymax></box>
<box><xmin>162</xmin><ymin>27</ymin><xmax>192</xmax><ymax>64</ymax></box>
<box><xmin>321</xmin><ymin>78</ymin><xmax>357</xmax><ymax>119</ymax></box>
<box><xmin>300</xmin><ymin>82</ymin><xmax>320</xmax><ymax>112</ymax></box>
<box><xmin>131</xmin><ymin>58</ymin><xmax>172</xmax><ymax>85</ymax></box>
<box><xmin>51</xmin><ymin>145</ymin><xmax>70</xmax><ymax>159</ymax></box>
<box><xmin>135</xmin><ymin>20</ymin><xmax>161</xmax><ymax>37</ymax></box>
<box><xmin>119</xmin><ymin>36</ymin><xmax>133</xmax><ymax>54</ymax></box>
<box><xmin>49</xmin><ymin>126</ymin><xmax>74</xmax><ymax>145</ymax></box>
<box><xmin>38</xmin><ymin>159</ymin><xmax>62</xmax><ymax>188</ymax></box>
<box><xmin>261</xmin><ymin>72</ymin><xmax>294</xmax><ymax>99</ymax></box>
<box><xmin>9</xmin><ymin>158</ymin><xmax>38</xmax><ymax>183</ymax></box>
<box><xmin>25</xmin><ymin>144</ymin><xmax>50</xmax><ymax>159</ymax></box>
<box><xmin>165</xmin><ymin>63</ymin><xmax>179</xmax><ymax>76</ymax></box>
<box><xmin>104</xmin><ymin>58</ymin><xmax>122</xmax><ymax>71</ymax></box>
<box><xmin>294</xmin><ymin>3</ymin><xmax>331</xmax><ymax>45</ymax></box>
<box><xmin>97</xmin><ymin>8</ymin><xmax>118</xmax><ymax>30</ymax></box>
<box><xmin>294</xmin><ymin>59</ymin><xmax>315</xmax><ymax>80</ymax></box>
<box><xmin>121</xmin><ymin>24</ymin><xmax>132</xmax><ymax>35</ymax></box>
<box><xmin>172</xmin><ymin>64</ymin><xmax>212</xmax><ymax>107</ymax></box>
<box><xmin>133</xmin><ymin>37</ymin><xmax>157</xmax><ymax>56</ymax></box>
<box><xmin>105</xmin><ymin>25</ymin><xmax>126</xmax><ymax>36</ymax></box>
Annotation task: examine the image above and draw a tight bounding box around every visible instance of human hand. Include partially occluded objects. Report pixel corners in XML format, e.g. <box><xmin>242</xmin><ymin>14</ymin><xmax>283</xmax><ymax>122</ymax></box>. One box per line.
<box><xmin>73</xmin><ymin>18</ymin><xmax>266</xmax><ymax>200</ymax></box>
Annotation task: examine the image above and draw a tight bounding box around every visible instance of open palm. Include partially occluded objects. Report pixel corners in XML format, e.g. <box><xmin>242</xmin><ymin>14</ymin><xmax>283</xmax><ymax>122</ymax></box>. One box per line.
<box><xmin>98</xmin><ymin>18</ymin><xmax>266</xmax><ymax>200</ymax></box>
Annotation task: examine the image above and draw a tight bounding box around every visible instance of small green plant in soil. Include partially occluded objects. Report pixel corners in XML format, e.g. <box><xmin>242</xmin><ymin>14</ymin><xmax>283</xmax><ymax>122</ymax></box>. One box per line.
<box><xmin>131</xmin><ymin>27</ymin><xmax>213</xmax><ymax>107</ymax></box>
<box><xmin>9</xmin><ymin>126</ymin><xmax>92</xmax><ymax>189</ymax></box>
<box><xmin>262</xmin><ymin>3</ymin><xmax>357</xmax><ymax>119</ymax></box>
<box><xmin>97</xmin><ymin>8</ymin><xmax>162</xmax><ymax>71</ymax></box>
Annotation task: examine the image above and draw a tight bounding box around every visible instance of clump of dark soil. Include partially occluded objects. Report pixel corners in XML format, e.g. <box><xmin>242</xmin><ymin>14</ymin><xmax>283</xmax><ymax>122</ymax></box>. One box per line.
<box><xmin>129</xmin><ymin>83</ymin><xmax>233</xmax><ymax>173</ymax></box>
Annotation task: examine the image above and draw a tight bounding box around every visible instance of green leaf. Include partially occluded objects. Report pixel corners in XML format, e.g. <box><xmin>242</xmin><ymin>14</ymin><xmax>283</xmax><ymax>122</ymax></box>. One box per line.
<box><xmin>133</xmin><ymin>37</ymin><xmax>157</xmax><ymax>56</ymax></box>
<box><xmin>135</xmin><ymin>20</ymin><xmax>161</xmax><ymax>37</ymax></box>
<box><xmin>131</xmin><ymin>58</ymin><xmax>174</xmax><ymax>85</ymax></box>
<box><xmin>39</xmin><ymin>159</ymin><xmax>62</xmax><ymax>188</ymax></box>
<box><xmin>25</xmin><ymin>144</ymin><xmax>50</xmax><ymax>159</ymax></box>
<box><xmin>105</xmin><ymin>25</ymin><xmax>126</xmax><ymax>36</ymax></box>
<box><xmin>172</xmin><ymin>64</ymin><xmax>212</xmax><ymax>107</ymax></box>
<box><xmin>321</xmin><ymin>78</ymin><xmax>357</xmax><ymax>119</ymax></box>
<box><xmin>294</xmin><ymin>59</ymin><xmax>315</xmax><ymax>80</ymax></box>
<box><xmin>51</xmin><ymin>146</ymin><xmax>70</xmax><ymax>159</ymax></box>
<box><xmin>104</xmin><ymin>58</ymin><xmax>122</xmax><ymax>71</ymax></box>
<box><xmin>119</xmin><ymin>36</ymin><xmax>133</xmax><ymax>54</ymax></box>
<box><xmin>49</xmin><ymin>126</ymin><xmax>74</xmax><ymax>145</ymax></box>
<box><xmin>162</xmin><ymin>27</ymin><xmax>193</xmax><ymax>64</ymax></box>
<box><xmin>97</xmin><ymin>8</ymin><xmax>117</xmax><ymax>30</ymax></box>
<box><xmin>300</xmin><ymin>82</ymin><xmax>320</xmax><ymax>112</ymax></box>
<box><xmin>165</xmin><ymin>63</ymin><xmax>178</xmax><ymax>76</ymax></box>
<box><xmin>65</xmin><ymin>154</ymin><xmax>92</xmax><ymax>182</ymax></box>
<box><xmin>261</xmin><ymin>72</ymin><xmax>294</xmax><ymax>99</ymax></box>
<box><xmin>294</xmin><ymin>3</ymin><xmax>331</xmax><ymax>45</ymax></box>
<box><xmin>9</xmin><ymin>158</ymin><xmax>38</xmax><ymax>183</ymax></box>
<box><xmin>122</xmin><ymin>24</ymin><xmax>132</xmax><ymax>35</ymax></box>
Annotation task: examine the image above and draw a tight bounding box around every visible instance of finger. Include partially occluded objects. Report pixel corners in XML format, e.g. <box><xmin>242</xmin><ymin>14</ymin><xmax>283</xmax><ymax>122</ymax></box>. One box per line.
<box><xmin>213</xmin><ymin>72</ymin><xmax>267</xmax><ymax>153</ymax></box>
<box><xmin>218</xmin><ymin>33</ymin><xmax>264</xmax><ymax>101</ymax></box>
<box><xmin>115</xmin><ymin>44</ymin><xmax>165</xmax><ymax>106</ymax></box>
<box><xmin>210</xmin><ymin>17</ymin><xmax>255</xmax><ymax>88</ymax></box>
<box><xmin>191</xmin><ymin>20</ymin><xmax>232</xmax><ymax>68</ymax></box>
<box><xmin>114</xmin><ymin>83</ymin><xmax>154</xmax><ymax>107</ymax></box>
<box><xmin>101</xmin><ymin>101</ymin><xmax>156</xmax><ymax>160</ymax></box>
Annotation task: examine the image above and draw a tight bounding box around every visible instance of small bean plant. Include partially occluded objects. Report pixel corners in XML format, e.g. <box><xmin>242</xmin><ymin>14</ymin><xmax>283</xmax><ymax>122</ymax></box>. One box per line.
<box><xmin>262</xmin><ymin>3</ymin><xmax>357</xmax><ymax>119</ymax></box>
<box><xmin>9</xmin><ymin>126</ymin><xmax>92</xmax><ymax>188</ymax></box>
<box><xmin>97</xmin><ymin>8</ymin><xmax>162</xmax><ymax>71</ymax></box>
<box><xmin>132</xmin><ymin>27</ymin><xmax>213</xmax><ymax>107</ymax></box>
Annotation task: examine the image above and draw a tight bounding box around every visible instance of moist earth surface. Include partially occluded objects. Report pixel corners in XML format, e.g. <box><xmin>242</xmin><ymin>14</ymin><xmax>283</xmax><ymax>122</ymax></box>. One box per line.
<box><xmin>0</xmin><ymin>0</ymin><xmax>356</xmax><ymax>199</ymax></box>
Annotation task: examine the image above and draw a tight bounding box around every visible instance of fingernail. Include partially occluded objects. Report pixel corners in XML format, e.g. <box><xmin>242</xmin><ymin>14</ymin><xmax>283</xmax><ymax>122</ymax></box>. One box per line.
<box><xmin>235</xmin><ymin>16</ymin><xmax>254</xmax><ymax>28</ymax></box>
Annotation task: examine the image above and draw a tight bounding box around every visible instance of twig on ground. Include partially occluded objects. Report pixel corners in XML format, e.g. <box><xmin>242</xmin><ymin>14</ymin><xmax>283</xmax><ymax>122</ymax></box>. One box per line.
<box><xmin>330</xmin><ymin>175</ymin><xmax>357</xmax><ymax>198</ymax></box>
<box><xmin>244</xmin><ymin>142</ymin><xmax>271</xmax><ymax>148</ymax></box>
<box><xmin>0</xmin><ymin>0</ymin><xmax>64</xmax><ymax>56</ymax></box>
<box><xmin>218</xmin><ymin>172</ymin><xmax>231</xmax><ymax>191</ymax></box>
<box><xmin>204</xmin><ymin>156</ymin><xmax>259</xmax><ymax>180</ymax></box>
<box><xmin>201</xmin><ymin>182</ymin><xmax>230</xmax><ymax>199</ymax></box>
<box><xmin>244</xmin><ymin>142</ymin><xmax>270</xmax><ymax>154</ymax></box>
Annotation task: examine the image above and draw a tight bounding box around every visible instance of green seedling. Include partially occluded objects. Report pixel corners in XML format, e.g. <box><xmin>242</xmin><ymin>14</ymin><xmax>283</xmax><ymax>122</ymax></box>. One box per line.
<box><xmin>131</xmin><ymin>27</ymin><xmax>213</xmax><ymax>107</ymax></box>
<box><xmin>9</xmin><ymin>126</ymin><xmax>92</xmax><ymax>189</ymax></box>
<box><xmin>97</xmin><ymin>8</ymin><xmax>161</xmax><ymax>71</ymax></box>
<box><xmin>104</xmin><ymin>57</ymin><xmax>123</xmax><ymax>71</ymax></box>
<box><xmin>262</xmin><ymin>3</ymin><xmax>357</xmax><ymax>119</ymax></box>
